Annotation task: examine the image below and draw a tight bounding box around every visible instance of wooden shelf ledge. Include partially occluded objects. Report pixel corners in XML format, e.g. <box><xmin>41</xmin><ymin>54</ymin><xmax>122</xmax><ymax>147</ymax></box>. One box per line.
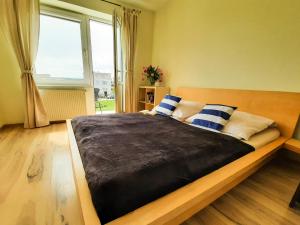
<box><xmin>284</xmin><ymin>139</ymin><xmax>300</xmax><ymax>154</ymax></box>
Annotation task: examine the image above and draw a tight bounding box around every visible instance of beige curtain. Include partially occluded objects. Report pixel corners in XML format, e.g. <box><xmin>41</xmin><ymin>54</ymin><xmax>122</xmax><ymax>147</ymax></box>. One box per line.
<box><xmin>1</xmin><ymin>0</ymin><xmax>49</xmax><ymax>128</ymax></box>
<box><xmin>122</xmin><ymin>8</ymin><xmax>140</xmax><ymax>113</ymax></box>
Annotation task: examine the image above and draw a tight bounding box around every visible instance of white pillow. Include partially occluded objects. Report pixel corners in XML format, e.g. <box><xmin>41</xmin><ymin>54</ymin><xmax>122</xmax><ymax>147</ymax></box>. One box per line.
<box><xmin>172</xmin><ymin>100</ymin><xmax>204</xmax><ymax>121</ymax></box>
<box><xmin>149</xmin><ymin>106</ymin><xmax>158</xmax><ymax>115</ymax></box>
<box><xmin>185</xmin><ymin>113</ymin><xmax>199</xmax><ymax>124</ymax></box>
<box><xmin>140</xmin><ymin>106</ymin><xmax>158</xmax><ymax>116</ymax></box>
<box><xmin>222</xmin><ymin>111</ymin><xmax>275</xmax><ymax>140</ymax></box>
<box><xmin>140</xmin><ymin>109</ymin><xmax>155</xmax><ymax>115</ymax></box>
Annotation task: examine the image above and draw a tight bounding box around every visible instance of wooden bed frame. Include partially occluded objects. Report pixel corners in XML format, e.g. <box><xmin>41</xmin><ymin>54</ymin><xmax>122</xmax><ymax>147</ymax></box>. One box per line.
<box><xmin>67</xmin><ymin>87</ymin><xmax>300</xmax><ymax>225</ymax></box>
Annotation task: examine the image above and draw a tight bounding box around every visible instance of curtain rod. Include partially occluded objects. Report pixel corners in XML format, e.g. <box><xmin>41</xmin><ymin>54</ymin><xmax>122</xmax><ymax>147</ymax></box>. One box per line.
<box><xmin>100</xmin><ymin>0</ymin><xmax>121</xmax><ymax>7</ymax></box>
<box><xmin>100</xmin><ymin>0</ymin><xmax>142</xmax><ymax>14</ymax></box>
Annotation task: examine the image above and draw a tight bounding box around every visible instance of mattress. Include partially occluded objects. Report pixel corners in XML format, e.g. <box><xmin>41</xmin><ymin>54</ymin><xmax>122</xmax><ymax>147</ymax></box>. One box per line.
<box><xmin>71</xmin><ymin>113</ymin><xmax>254</xmax><ymax>223</ymax></box>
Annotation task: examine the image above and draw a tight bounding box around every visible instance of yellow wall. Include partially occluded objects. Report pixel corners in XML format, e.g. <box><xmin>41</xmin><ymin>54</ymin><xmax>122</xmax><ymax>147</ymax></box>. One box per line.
<box><xmin>152</xmin><ymin>0</ymin><xmax>300</xmax><ymax>138</ymax></box>
<box><xmin>153</xmin><ymin>0</ymin><xmax>300</xmax><ymax>93</ymax></box>
<box><xmin>0</xmin><ymin>0</ymin><xmax>153</xmax><ymax>125</ymax></box>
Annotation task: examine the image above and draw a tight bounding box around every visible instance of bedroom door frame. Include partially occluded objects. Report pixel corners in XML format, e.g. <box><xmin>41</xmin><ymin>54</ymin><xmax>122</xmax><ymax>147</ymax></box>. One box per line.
<box><xmin>113</xmin><ymin>12</ymin><xmax>125</xmax><ymax>113</ymax></box>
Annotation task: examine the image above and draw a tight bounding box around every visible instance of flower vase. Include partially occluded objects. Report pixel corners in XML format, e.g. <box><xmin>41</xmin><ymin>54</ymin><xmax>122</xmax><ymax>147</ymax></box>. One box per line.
<box><xmin>155</xmin><ymin>81</ymin><xmax>161</xmax><ymax>86</ymax></box>
<box><xmin>149</xmin><ymin>79</ymin><xmax>155</xmax><ymax>86</ymax></box>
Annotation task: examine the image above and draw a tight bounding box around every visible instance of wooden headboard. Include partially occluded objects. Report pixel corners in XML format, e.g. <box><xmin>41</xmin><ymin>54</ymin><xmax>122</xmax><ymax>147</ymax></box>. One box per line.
<box><xmin>176</xmin><ymin>87</ymin><xmax>300</xmax><ymax>138</ymax></box>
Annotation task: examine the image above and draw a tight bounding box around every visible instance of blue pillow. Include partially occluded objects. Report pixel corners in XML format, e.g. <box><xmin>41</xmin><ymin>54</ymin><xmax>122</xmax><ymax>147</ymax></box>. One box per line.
<box><xmin>156</xmin><ymin>94</ymin><xmax>182</xmax><ymax>116</ymax></box>
<box><xmin>191</xmin><ymin>104</ymin><xmax>237</xmax><ymax>131</ymax></box>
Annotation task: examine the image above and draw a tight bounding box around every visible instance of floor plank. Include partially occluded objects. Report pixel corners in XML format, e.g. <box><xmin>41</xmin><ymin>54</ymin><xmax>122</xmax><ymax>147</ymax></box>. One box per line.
<box><xmin>0</xmin><ymin>124</ymin><xmax>299</xmax><ymax>225</ymax></box>
<box><xmin>0</xmin><ymin>124</ymin><xmax>84</xmax><ymax>225</ymax></box>
<box><xmin>185</xmin><ymin>155</ymin><xmax>300</xmax><ymax>225</ymax></box>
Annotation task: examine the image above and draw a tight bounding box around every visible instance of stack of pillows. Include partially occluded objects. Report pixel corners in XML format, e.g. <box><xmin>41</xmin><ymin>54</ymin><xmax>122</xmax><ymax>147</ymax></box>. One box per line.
<box><xmin>150</xmin><ymin>94</ymin><xmax>275</xmax><ymax>141</ymax></box>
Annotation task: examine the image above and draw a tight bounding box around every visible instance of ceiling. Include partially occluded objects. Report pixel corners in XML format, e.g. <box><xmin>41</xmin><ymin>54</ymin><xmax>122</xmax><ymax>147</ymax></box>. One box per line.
<box><xmin>119</xmin><ymin>0</ymin><xmax>169</xmax><ymax>11</ymax></box>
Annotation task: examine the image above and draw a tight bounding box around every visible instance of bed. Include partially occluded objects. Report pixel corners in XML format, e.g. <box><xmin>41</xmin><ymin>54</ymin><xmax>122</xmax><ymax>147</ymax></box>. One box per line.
<box><xmin>67</xmin><ymin>87</ymin><xmax>300</xmax><ymax>225</ymax></box>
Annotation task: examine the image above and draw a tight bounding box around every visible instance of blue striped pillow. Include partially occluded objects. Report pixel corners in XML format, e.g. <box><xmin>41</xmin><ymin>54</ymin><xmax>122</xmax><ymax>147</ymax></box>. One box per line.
<box><xmin>156</xmin><ymin>95</ymin><xmax>182</xmax><ymax>116</ymax></box>
<box><xmin>191</xmin><ymin>104</ymin><xmax>237</xmax><ymax>131</ymax></box>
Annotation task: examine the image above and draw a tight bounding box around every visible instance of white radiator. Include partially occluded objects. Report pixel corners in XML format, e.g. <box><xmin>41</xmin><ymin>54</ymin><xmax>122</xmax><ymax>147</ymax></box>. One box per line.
<box><xmin>40</xmin><ymin>89</ymin><xmax>87</xmax><ymax>121</ymax></box>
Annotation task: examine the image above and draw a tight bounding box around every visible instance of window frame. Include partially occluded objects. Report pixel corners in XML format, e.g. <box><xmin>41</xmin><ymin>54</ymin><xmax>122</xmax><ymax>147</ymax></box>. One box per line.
<box><xmin>35</xmin><ymin>6</ymin><xmax>93</xmax><ymax>87</ymax></box>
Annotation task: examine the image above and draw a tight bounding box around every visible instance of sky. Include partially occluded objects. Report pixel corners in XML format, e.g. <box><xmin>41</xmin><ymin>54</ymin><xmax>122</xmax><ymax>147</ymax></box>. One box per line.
<box><xmin>90</xmin><ymin>20</ymin><xmax>114</xmax><ymax>74</ymax></box>
<box><xmin>35</xmin><ymin>15</ymin><xmax>114</xmax><ymax>79</ymax></box>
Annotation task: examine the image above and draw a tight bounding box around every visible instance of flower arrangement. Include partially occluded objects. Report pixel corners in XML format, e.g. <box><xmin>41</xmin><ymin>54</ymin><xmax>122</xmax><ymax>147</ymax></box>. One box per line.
<box><xmin>142</xmin><ymin>65</ymin><xmax>163</xmax><ymax>86</ymax></box>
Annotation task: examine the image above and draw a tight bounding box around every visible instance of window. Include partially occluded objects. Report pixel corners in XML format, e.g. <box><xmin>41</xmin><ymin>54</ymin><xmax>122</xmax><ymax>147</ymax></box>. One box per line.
<box><xmin>35</xmin><ymin>7</ymin><xmax>92</xmax><ymax>87</ymax></box>
<box><xmin>36</xmin><ymin>15</ymin><xmax>84</xmax><ymax>81</ymax></box>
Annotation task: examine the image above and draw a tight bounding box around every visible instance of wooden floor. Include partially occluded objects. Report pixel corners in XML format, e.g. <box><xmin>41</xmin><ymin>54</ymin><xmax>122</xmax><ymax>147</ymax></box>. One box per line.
<box><xmin>0</xmin><ymin>124</ymin><xmax>299</xmax><ymax>225</ymax></box>
<box><xmin>0</xmin><ymin>124</ymin><xmax>84</xmax><ymax>225</ymax></box>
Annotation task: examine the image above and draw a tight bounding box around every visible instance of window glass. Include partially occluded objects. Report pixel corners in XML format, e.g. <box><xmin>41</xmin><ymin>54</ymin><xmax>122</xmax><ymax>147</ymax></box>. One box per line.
<box><xmin>89</xmin><ymin>20</ymin><xmax>114</xmax><ymax>74</ymax></box>
<box><xmin>35</xmin><ymin>14</ymin><xmax>84</xmax><ymax>81</ymax></box>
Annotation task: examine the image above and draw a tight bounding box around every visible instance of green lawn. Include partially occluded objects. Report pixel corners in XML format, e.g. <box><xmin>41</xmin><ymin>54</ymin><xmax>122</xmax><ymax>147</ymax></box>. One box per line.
<box><xmin>96</xmin><ymin>99</ymin><xmax>115</xmax><ymax>112</ymax></box>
